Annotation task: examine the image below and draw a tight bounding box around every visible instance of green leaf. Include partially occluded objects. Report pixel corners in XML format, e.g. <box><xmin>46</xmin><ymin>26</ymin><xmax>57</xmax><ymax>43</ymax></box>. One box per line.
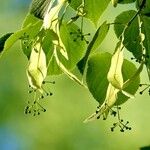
<box><xmin>136</xmin><ymin>0</ymin><xmax>150</xmax><ymax>16</ymax></box>
<box><xmin>0</xmin><ymin>24</ymin><xmax>40</xmax><ymax>58</ymax></box>
<box><xmin>118</xmin><ymin>0</ymin><xmax>136</xmax><ymax>4</ymax></box>
<box><xmin>21</xmin><ymin>14</ymin><xmax>43</xmax><ymax>58</ymax></box>
<box><xmin>114</xmin><ymin>10</ymin><xmax>143</xmax><ymax>59</ymax></box>
<box><xmin>78</xmin><ymin>21</ymin><xmax>110</xmax><ymax>74</ymax></box>
<box><xmin>86</xmin><ymin>52</ymin><xmax>140</xmax><ymax>105</ymax></box>
<box><xmin>86</xmin><ymin>53</ymin><xmax>111</xmax><ymax>105</ymax></box>
<box><xmin>47</xmin><ymin>22</ymin><xmax>87</xmax><ymax>75</ymax></box>
<box><xmin>84</xmin><ymin>0</ymin><xmax>110</xmax><ymax>26</ymax></box>
<box><xmin>140</xmin><ymin>15</ymin><xmax>150</xmax><ymax>69</ymax></box>
<box><xmin>69</xmin><ymin>0</ymin><xmax>82</xmax><ymax>10</ymax></box>
<box><xmin>88</xmin><ymin>22</ymin><xmax>110</xmax><ymax>52</ymax></box>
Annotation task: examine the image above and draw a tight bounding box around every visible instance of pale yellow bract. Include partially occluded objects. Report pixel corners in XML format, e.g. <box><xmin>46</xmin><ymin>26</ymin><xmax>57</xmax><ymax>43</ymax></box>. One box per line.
<box><xmin>27</xmin><ymin>42</ymin><xmax>47</xmax><ymax>93</ymax></box>
<box><xmin>107</xmin><ymin>47</ymin><xmax>124</xmax><ymax>90</ymax></box>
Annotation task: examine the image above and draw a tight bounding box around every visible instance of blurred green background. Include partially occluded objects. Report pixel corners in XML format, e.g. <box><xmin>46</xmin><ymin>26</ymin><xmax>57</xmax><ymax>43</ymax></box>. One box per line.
<box><xmin>0</xmin><ymin>1</ymin><xmax>150</xmax><ymax>150</ymax></box>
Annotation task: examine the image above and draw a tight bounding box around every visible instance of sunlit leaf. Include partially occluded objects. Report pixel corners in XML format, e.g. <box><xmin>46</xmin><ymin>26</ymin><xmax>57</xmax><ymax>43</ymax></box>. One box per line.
<box><xmin>47</xmin><ymin>22</ymin><xmax>87</xmax><ymax>75</ymax></box>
